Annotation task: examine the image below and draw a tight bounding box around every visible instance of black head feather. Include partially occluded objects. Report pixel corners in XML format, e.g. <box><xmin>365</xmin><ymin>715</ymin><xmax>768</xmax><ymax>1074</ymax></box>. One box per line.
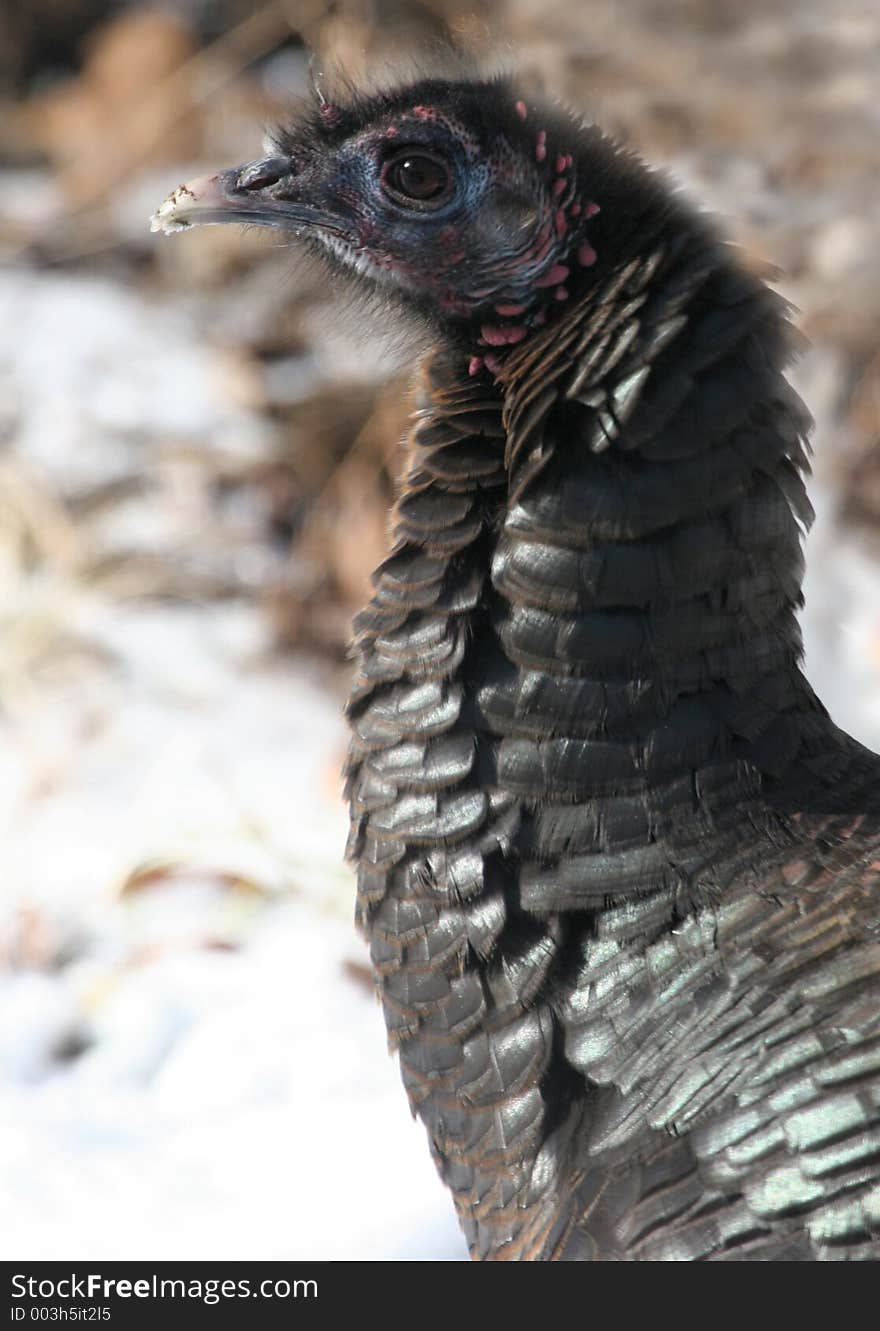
<box><xmin>155</xmin><ymin>75</ymin><xmax>695</xmax><ymax>377</ymax></box>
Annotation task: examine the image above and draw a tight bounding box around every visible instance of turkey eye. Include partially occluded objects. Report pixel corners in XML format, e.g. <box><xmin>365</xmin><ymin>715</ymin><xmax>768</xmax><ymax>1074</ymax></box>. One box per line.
<box><xmin>381</xmin><ymin>149</ymin><xmax>451</xmax><ymax>208</ymax></box>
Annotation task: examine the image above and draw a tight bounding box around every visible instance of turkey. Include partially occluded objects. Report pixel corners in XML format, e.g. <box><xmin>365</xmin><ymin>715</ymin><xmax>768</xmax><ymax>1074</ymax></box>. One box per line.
<box><xmin>152</xmin><ymin>75</ymin><xmax>880</xmax><ymax>1261</ymax></box>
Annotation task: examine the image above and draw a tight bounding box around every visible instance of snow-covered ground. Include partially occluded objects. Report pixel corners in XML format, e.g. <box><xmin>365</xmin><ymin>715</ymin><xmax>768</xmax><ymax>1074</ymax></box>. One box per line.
<box><xmin>0</xmin><ymin>630</ymin><xmax>465</xmax><ymax>1259</ymax></box>
<box><xmin>0</xmin><ymin>242</ymin><xmax>877</xmax><ymax>1265</ymax></box>
<box><xmin>0</xmin><ymin>262</ymin><xmax>466</xmax><ymax>1260</ymax></box>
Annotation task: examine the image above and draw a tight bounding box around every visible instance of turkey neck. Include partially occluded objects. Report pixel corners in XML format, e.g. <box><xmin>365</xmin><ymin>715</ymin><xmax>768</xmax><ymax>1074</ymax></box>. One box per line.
<box><xmin>483</xmin><ymin>225</ymin><xmax>828</xmax><ymax>883</ymax></box>
<box><xmin>348</xmin><ymin>220</ymin><xmax>840</xmax><ymax>940</ymax></box>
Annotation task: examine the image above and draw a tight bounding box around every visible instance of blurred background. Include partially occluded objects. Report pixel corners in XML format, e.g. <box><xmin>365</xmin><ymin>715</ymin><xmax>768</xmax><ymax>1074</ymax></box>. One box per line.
<box><xmin>1</xmin><ymin>0</ymin><xmax>879</xmax><ymax>1261</ymax></box>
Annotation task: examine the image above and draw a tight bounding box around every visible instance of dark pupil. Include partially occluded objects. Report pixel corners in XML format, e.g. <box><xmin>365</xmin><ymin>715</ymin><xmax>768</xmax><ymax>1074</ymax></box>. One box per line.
<box><xmin>390</xmin><ymin>156</ymin><xmax>446</xmax><ymax>200</ymax></box>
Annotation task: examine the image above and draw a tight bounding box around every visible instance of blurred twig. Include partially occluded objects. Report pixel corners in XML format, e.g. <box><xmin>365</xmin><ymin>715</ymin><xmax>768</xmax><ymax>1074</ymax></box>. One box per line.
<box><xmin>5</xmin><ymin>0</ymin><xmax>329</xmax><ymax>261</ymax></box>
<box><xmin>58</xmin><ymin>1</ymin><xmax>293</xmax><ymax>205</ymax></box>
<box><xmin>0</xmin><ymin>459</ymin><xmax>84</xmax><ymax>573</ymax></box>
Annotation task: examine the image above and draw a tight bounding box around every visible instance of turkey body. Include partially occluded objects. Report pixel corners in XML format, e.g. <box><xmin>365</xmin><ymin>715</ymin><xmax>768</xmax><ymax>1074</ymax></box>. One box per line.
<box><xmin>345</xmin><ymin>152</ymin><xmax>880</xmax><ymax>1261</ymax></box>
<box><xmin>153</xmin><ymin>75</ymin><xmax>880</xmax><ymax>1262</ymax></box>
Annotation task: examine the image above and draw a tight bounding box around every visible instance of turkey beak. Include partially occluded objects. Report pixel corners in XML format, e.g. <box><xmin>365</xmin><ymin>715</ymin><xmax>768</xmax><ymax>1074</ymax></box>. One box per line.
<box><xmin>150</xmin><ymin>157</ymin><xmax>326</xmax><ymax>236</ymax></box>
